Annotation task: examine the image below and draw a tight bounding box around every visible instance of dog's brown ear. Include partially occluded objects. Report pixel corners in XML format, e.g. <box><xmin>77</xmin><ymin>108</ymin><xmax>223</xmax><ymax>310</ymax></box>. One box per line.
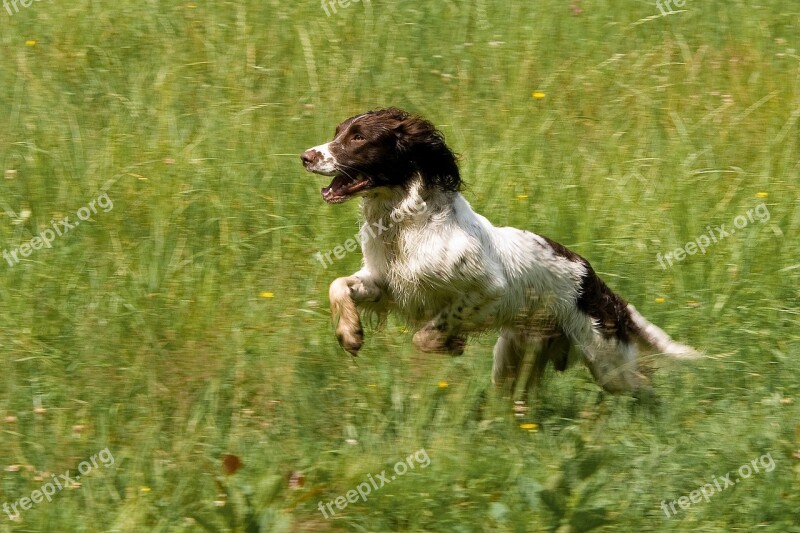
<box><xmin>393</xmin><ymin>114</ymin><xmax>462</xmax><ymax>192</ymax></box>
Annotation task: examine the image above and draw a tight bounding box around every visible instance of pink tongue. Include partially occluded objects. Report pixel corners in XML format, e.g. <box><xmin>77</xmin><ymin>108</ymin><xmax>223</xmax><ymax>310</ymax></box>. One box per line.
<box><xmin>322</xmin><ymin>175</ymin><xmax>345</xmax><ymax>200</ymax></box>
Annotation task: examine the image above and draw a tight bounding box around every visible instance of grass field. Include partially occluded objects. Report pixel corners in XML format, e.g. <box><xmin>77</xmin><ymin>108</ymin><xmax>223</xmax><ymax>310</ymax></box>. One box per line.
<box><xmin>1</xmin><ymin>1</ymin><xmax>799</xmax><ymax>531</ymax></box>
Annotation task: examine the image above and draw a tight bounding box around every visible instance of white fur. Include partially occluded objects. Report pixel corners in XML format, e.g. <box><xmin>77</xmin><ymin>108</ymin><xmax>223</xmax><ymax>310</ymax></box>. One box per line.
<box><xmin>305</xmin><ymin>142</ymin><xmax>337</xmax><ymax>175</ymax></box>
<box><xmin>327</xmin><ymin>176</ymin><xmax>697</xmax><ymax>394</ymax></box>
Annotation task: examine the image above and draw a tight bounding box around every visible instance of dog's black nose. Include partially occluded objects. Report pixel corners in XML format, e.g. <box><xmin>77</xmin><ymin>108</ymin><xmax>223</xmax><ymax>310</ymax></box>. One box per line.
<box><xmin>301</xmin><ymin>150</ymin><xmax>318</xmax><ymax>166</ymax></box>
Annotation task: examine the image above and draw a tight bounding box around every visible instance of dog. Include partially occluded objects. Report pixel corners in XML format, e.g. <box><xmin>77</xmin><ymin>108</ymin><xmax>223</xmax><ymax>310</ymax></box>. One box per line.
<box><xmin>301</xmin><ymin>108</ymin><xmax>697</xmax><ymax>395</ymax></box>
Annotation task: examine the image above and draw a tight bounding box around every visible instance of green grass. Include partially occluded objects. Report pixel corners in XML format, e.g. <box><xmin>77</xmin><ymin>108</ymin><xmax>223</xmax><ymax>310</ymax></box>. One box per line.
<box><xmin>1</xmin><ymin>1</ymin><xmax>799</xmax><ymax>531</ymax></box>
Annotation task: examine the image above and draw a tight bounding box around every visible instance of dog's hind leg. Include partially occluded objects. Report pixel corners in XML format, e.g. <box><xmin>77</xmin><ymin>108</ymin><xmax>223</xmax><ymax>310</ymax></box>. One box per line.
<box><xmin>492</xmin><ymin>328</ymin><xmax>526</xmax><ymax>390</ymax></box>
<box><xmin>575</xmin><ymin>327</ymin><xmax>651</xmax><ymax>394</ymax></box>
<box><xmin>525</xmin><ymin>333</ymin><xmax>572</xmax><ymax>392</ymax></box>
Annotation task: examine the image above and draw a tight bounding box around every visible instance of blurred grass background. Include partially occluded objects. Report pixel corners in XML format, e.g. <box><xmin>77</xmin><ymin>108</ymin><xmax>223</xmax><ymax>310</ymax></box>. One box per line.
<box><xmin>0</xmin><ymin>0</ymin><xmax>799</xmax><ymax>531</ymax></box>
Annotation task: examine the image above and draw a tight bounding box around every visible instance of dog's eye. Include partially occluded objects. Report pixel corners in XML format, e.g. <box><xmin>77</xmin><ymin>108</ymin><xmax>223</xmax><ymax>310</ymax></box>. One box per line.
<box><xmin>352</xmin><ymin>134</ymin><xmax>365</xmax><ymax>142</ymax></box>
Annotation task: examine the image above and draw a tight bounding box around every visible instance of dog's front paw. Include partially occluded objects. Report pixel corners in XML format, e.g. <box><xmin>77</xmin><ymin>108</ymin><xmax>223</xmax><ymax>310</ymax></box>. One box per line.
<box><xmin>413</xmin><ymin>329</ymin><xmax>466</xmax><ymax>356</ymax></box>
<box><xmin>336</xmin><ymin>323</ymin><xmax>364</xmax><ymax>356</ymax></box>
<box><xmin>330</xmin><ymin>277</ymin><xmax>365</xmax><ymax>356</ymax></box>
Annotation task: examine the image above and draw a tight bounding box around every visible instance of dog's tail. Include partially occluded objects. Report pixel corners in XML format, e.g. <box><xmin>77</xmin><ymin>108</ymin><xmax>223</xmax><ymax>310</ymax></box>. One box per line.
<box><xmin>627</xmin><ymin>304</ymin><xmax>701</xmax><ymax>359</ymax></box>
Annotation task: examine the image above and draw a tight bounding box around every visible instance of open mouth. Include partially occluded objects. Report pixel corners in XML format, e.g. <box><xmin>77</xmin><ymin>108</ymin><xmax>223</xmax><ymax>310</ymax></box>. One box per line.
<box><xmin>321</xmin><ymin>174</ymin><xmax>372</xmax><ymax>204</ymax></box>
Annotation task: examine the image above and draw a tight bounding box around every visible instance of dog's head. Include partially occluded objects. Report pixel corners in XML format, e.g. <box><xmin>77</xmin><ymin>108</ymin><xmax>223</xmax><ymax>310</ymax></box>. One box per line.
<box><xmin>301</xmin><ymin>108</ymin><xmax>461</xmax><ymax>204</ymax></box>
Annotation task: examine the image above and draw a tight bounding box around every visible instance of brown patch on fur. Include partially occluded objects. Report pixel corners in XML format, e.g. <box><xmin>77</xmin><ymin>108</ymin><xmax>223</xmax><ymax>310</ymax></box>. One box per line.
<box><xmin>540</xmin><ymin>235</ymin><xmax>637</xmax><ymax>343</ymax></box>
<box><xmin>540</xmin><ymin>235</ymin><xmax>583</xmax><ymax>262</ymax></box>
<box><xmin>575</xmin><ymin>263</ymin><xmax>637</xmax><ymax>342</ymax></box>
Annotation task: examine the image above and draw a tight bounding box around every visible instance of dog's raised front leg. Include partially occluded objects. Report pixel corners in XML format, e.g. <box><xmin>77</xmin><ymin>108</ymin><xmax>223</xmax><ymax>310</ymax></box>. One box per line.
<box><xmin>329</xmin><ymin>272</ymin><xmax>383</xmax><ymax>356</ymax></box>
